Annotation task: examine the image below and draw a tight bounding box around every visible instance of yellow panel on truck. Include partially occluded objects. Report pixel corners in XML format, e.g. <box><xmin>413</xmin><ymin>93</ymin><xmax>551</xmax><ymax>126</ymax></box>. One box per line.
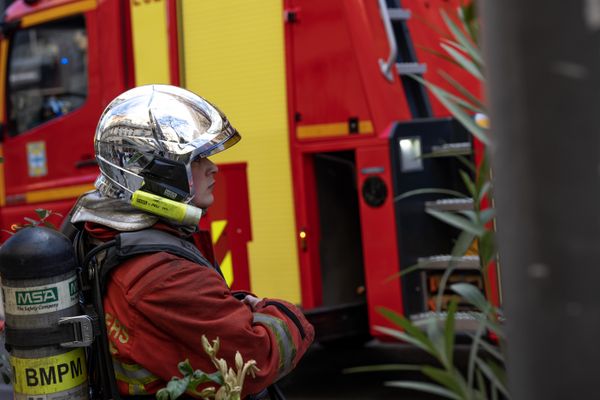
<box><xmin>130</xmin><ymin>0</ymin><xmax>170</xmax><ymax>85</ymax></box>
<box><xmin>179</xmin><ymin>1</ymin><xmax>300</xmax><ymax>302</ymax></box>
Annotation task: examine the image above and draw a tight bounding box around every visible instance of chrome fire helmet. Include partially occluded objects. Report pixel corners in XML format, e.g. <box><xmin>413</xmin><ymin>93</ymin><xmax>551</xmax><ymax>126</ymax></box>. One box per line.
<box><xmin>94</xmin><ymin>85</ymin><xmax>240</xmax><ymax>203</ymax></box>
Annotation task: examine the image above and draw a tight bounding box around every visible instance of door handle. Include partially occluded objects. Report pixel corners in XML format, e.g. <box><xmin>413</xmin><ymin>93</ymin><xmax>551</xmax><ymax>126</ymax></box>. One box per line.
<box><xmin>75</xmin><ymin>158</ymin><xmax>98</xmax><ymax>168</ymax></box>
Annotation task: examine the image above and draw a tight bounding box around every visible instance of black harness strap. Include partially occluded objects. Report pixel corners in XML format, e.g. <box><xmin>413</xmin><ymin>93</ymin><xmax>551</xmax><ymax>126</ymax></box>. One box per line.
<box><xmin>97</xmin><ymin>228</ymin><xmax>222</xmax><ymax>293</ymax></box>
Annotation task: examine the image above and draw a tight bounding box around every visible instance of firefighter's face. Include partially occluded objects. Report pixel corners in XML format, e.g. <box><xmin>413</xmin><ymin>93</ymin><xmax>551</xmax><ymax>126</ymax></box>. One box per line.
<box><xmin>191</xmin><ymin>157</ymin><xmax>218</xmax><ymax>208</ymax></box>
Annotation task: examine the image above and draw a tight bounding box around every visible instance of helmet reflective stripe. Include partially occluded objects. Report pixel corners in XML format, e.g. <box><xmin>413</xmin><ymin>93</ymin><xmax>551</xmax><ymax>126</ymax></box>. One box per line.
<box><xmin>94</xmin><ymin>85</ymin><xmax>241</xmax><ymax>203</ymax></box>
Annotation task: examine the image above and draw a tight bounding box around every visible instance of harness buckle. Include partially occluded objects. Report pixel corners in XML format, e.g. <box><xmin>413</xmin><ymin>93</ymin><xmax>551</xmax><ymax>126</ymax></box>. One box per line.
<box><xmin>58</xmin><ymin>315</ymin><xmax>96</xmax><ymax>347</ymax></box>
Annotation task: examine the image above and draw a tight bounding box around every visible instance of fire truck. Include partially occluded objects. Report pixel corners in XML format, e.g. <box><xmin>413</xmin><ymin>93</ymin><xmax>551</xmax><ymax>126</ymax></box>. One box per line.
<box><xmin>0</xmin><ymin>0</ymin><xmax>497</xmax><ymax>342</ymax></box>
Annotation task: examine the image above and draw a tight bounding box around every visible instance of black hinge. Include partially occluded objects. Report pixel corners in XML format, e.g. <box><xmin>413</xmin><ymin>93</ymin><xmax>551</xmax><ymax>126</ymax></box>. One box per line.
<box><xmin>284</xmin><ymin>8</ymin><xmax>299</xmax><ymax>23</ymax></box>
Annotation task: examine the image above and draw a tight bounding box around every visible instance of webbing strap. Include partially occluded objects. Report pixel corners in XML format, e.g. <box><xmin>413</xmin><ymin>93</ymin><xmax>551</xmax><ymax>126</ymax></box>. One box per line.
<box><xmin>6</xmin><ymin>326</ymin><xmax>76</xmax><ymax>347</ymax></box>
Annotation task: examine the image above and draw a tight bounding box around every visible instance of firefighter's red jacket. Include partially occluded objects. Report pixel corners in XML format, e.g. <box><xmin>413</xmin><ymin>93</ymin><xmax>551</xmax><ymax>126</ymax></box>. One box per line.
<box><xmin>87</xmin><ymin>223</ymin><xmax>314</xmax><ymax>398</ymax></box>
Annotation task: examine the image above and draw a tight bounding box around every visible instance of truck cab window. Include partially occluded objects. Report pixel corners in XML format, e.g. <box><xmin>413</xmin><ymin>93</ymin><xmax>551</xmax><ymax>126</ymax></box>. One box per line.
<box><xmin>7</xmin><ymin>15</ymin><xmax>88</xmax><ymax>136</ymax></box>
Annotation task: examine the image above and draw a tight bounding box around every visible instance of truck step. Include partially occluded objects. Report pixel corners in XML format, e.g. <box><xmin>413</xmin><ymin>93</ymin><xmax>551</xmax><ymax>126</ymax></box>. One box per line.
<box><xmin>417</xmin><ymin>255</ymin><xmax>480</xmax><ymax>270</ymax></box>
<box><xmin>388</xmin><ymin>8</ymin><xmax>411</xmax><ymax>21</ymax></box>
<box><xmin>410</xmin><ymin>311</ymin><xmax>483</xmax><ymax>332</ymax></box>
<box><xmin>425</xmin><ymin>197</ymin><xmax>474</xmax><ymax>212</ymax></box>
<box><xmin>430</xmin><ymin>142</ymin><xmax>473</xmax><ymax>157</ymax></box>
<box><xmin>396</xmin><ymin>62</ymin><xmax>427</xmax><ymax>75</ymax></box>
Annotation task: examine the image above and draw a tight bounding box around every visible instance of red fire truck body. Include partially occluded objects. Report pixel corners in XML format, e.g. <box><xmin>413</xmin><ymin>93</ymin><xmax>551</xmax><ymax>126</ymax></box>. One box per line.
<box><xmin>0</xmin><ymin>0</ymin><xmax>493</xmax><ymax>341</ymax></box>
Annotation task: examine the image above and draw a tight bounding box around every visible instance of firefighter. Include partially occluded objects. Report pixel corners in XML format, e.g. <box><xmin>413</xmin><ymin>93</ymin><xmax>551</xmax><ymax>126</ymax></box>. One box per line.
<box><xmin>66</xmin><ymin>85</ymin><xmax>314</xmax><ymax>398</ymax></box>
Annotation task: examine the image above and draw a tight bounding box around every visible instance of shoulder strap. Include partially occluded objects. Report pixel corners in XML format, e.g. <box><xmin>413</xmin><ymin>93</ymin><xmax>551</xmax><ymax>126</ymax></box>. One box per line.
<box><xmin>98</xmin><ymin>228</ymin><xmax>223</xmax><ymax>293</ymax></box>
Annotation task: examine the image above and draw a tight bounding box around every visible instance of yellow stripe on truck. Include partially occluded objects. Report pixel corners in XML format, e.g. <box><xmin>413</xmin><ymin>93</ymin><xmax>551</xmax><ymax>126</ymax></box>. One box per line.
<box><xmin>130</xmin><ymin>0</ymin><xmax>170</xmax><ymax>85</ymax></box>
<box><xmin>297</xmin><ymin>120</ymin><xmax>374</xmax><ymax>139</ymax></box>
<box><xmin>25</xmin><ymin>183</ymin><xmax>95</xmax><ymax>204</ymax></box>
<box><xmin>180</xmin><ymin>1</ymin><xmax>300</xmax><ymax>302</ymax></box>
<box><xmin>21</xmin><ymin>0</ymin><xmax>97</xmax><ymax>28</ymax></box>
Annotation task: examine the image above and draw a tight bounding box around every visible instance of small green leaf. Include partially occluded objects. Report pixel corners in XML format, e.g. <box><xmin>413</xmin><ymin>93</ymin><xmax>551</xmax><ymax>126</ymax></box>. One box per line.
<box><xmin>440</xmin><ymin>42</ymin><xmax>484</xmax><ymax>81</ymax></box>
<box><xmin>444</xmin><ymin>300</ymin><xmax>458</xmax><ymax>367</ymax></box>
<box><xmin>424</xmin><ymin>315</ymin><xmax>445</xmax><ymax>362</ymax></box>
<box><xmin>458</xmin><ymin>3</ymin><xmax>479</xmax><ymax>45</ymax></box>
<box><xmin>426</xmin><ymin>209</ymin><xmax>485</xmax><ymax>236</ymax></box>
<box><xmin>459</xmin><ymin>170</ymin><xmax>476</xmax><ymax>198</ymax></box>
<box><xmin>479</xmin><ymin>209</ymin><xmax>496</xmax><ymax>225</ymax></box>
<box><xmin>34</xmin><ymin>209</ymin><xmax>50</xmax><ymax>219</ymax></box>
<box><xmin>466</xmin><ymin>333</ymin><xmax>505</xmax><ymax>363</ymax></box>
<box><xmin>422</xmin><ymin>366</ymin><xmax>467</xmax><ymax>398</ymax></box>
<box><xmin>415</xmin><ymin>44</ymin><xmax>462</xmax><ymax>66</ymax></box>
<box><xmin>161</xmin><ymin>375</ymin><xmax>191</xmax><ymax>400</ymax></box>
<box><xmin>479</xmin><ymin>230</ymin><xmax>496</xmax><ymax>267</ymax></box>
<box><xmin>23</xmin><ymin>217</ymin><xmax>38</xmax><ymax>225</ymax></box>
<box><xmin>438</xmin><ymin>70</ymin><xmax>486</xmax><ymax>111</ymax></box>
<box><xmin>191</xmin><ymin>370</ymin><xmax>224</xmax><ymax>386</ymax></box>
<box><xmin>384</xmin><ymin>261</ymin><xmax>426</xmax><ymax>282</ymax></box>
<box><xmin>395</xmin><ymin>187</ymin><xmax>468</xmax><ymax>202</ymax></box>
<box><xmin>475</xmin><ymin>152</ymin><xmax>490</xmax><ymax>194</ymax></box>
<box><xmin>478</xmin><ymin>181</ymin><xmax>492</xmax><ymax>201</ymax></box>
<box><xmin>475</xmin><ymin>357</ymin><xmax>510</xmax><ymax>398</ymax></box>
<box><xmin>450</xmin><ymin>283</ymin><xmax>490</xmax><ymax>313</ymax></box>
<box><xmin>374</xmin><ymin>326</ymin><xmax>437</xmax><ymax>356</ymax></box>
<box><xmin>457</xmin><ymin>210</ymin><xmax>478</xmax><ymax>223</ymax></box>
<box><xmin>410</xmin><ymin>74</ymin><xmax>483</xmax><ymax>114</ymax></box>
<box><xmin>475</xmin><ymin>369</ymin><xmax>488</xmax><ymax>400</ymax></box>
<box><xmin>467</xmin><ymin>312</ymin><xmax>488</xmax><ymax>390</ymax></box>
<box><xmin>471</xmin><ymin>313</ymin><xmax>505</xmax><ymax>338</ymax></box>
<box><xmin>441</xmin><ymin>10</ymin><xmax>483</xmax><ymax>65</ymax></box>
<box><xmin>377</xmin><ymin>308</ymin><xmax>438</xmax><ymax>356</ymax></box>
<box><xmin>344</xmin><ymin>364</ymin><xmax>422</xmax><ymax>374</ymax></box>
<box><xmin>156</xmin><ymin>388</ymin><xmax>171</xmax><ymax>400</ymax></box>
<box><xmin>385</xmin><ymin>381</ymin><xmax>461</xmax><ymax>400</ymax></box>
<box><xmin>452</xmin><ymin>230</ymin><xmax>476</xmax><ymax>258</ymax></box>
<box><xmin>456</xmin><ymin>155</ymin><xmax>477</xmax><ymax>173</ymax></box>
<box><xmin>177</xmin><ymin>359</ymin><xmax>193</xmax><ymax>375</ymax></box>
<box><xmin>42</xmin><ymin>221</ymin><xmax>57</xmax><ymax>229</ymax></box>
<box><xmin>426</xmin><ymin>83</ymin><xmax>492</xmax><ymax>146</ymax></box>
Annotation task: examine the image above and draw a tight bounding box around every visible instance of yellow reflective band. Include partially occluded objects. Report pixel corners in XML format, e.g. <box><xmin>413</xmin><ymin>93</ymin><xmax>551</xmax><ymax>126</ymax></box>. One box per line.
<box><xmin>113</xmin><ymin>359</ymin><xmax>159</xmax><ymax>388</ymax></box>
<box><xmin>11</xmin><ymin>349</ymin><xmax>87</xmax><ymax>395</ymax></box>
<box><xmin>297</xmin><ymin>120</ymin><xmax>374</xmax><ymax>139</ymax></box>
<box><xmin>253</xmin><ymin>313</ymin><xmax>296</xmax><ymax>377</ymax></box>
<box><xmin>21</xmin><ymin>0</ymin><xmax>97</xmax><ymax>28</ymax></box>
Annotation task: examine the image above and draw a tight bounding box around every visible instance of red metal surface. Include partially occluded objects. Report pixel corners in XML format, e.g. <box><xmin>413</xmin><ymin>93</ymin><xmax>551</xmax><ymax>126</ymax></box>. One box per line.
<box><xmin>166</xmin><ymin>0</ymin><xmax>180</xmax><ymax>86</ymax></box>
<box><xmin>284</xmin><ymin>2</ymin><xmax>322</xmax><ymax>309</ymax></box>
<box><xmin>402</xmin><ymin>0</ymin><xmax>482</xmax><ymax>117</ymax></box>
<box><xmin>342</xmin><ymin>0</ymin><xmax>414</xmax><ymax>131</ymax></box>
<box><xmin>284</xmin><ymin>0</ymin><xmax>413</xmax><ymax>311</ymax></box>
<box><xmin>355</xmin><ymin>139</ymin><xmax>405</xmax><ymax>337</ymax></box>
<box><xmin>210</xmin><ymin>163</ymin><xmax>252</xmax><ymax>292</ymax></box>
<box><xmin>286</xmin><ymin>0</ymin><xmax>372</xmax><ymax>138</ymax></box>
<box><xmin>1</xmin><ymin>198</ymin><xmax>75</xmax><ymax>242</ymax></box>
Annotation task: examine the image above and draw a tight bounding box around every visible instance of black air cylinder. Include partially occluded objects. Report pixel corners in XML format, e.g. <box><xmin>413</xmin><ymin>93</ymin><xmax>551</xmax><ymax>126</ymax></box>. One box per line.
<box><xmin>0</xmin><ymin>227</ymin><xmax>88</xmax><ymax>399</ymax></box>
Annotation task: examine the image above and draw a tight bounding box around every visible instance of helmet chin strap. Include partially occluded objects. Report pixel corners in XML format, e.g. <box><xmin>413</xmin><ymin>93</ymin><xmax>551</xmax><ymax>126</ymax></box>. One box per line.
<box><xmin>95</xmin><ymin>155</ymin><xmax>144</xmax><ymax>199</ymax></box>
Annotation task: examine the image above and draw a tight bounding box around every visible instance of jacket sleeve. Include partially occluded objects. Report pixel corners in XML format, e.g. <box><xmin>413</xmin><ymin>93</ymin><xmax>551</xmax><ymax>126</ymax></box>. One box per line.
<box><xmin>124</xmin><ymin>255</ymin><xmax>314</xmax><ymax>397</ymax></box>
